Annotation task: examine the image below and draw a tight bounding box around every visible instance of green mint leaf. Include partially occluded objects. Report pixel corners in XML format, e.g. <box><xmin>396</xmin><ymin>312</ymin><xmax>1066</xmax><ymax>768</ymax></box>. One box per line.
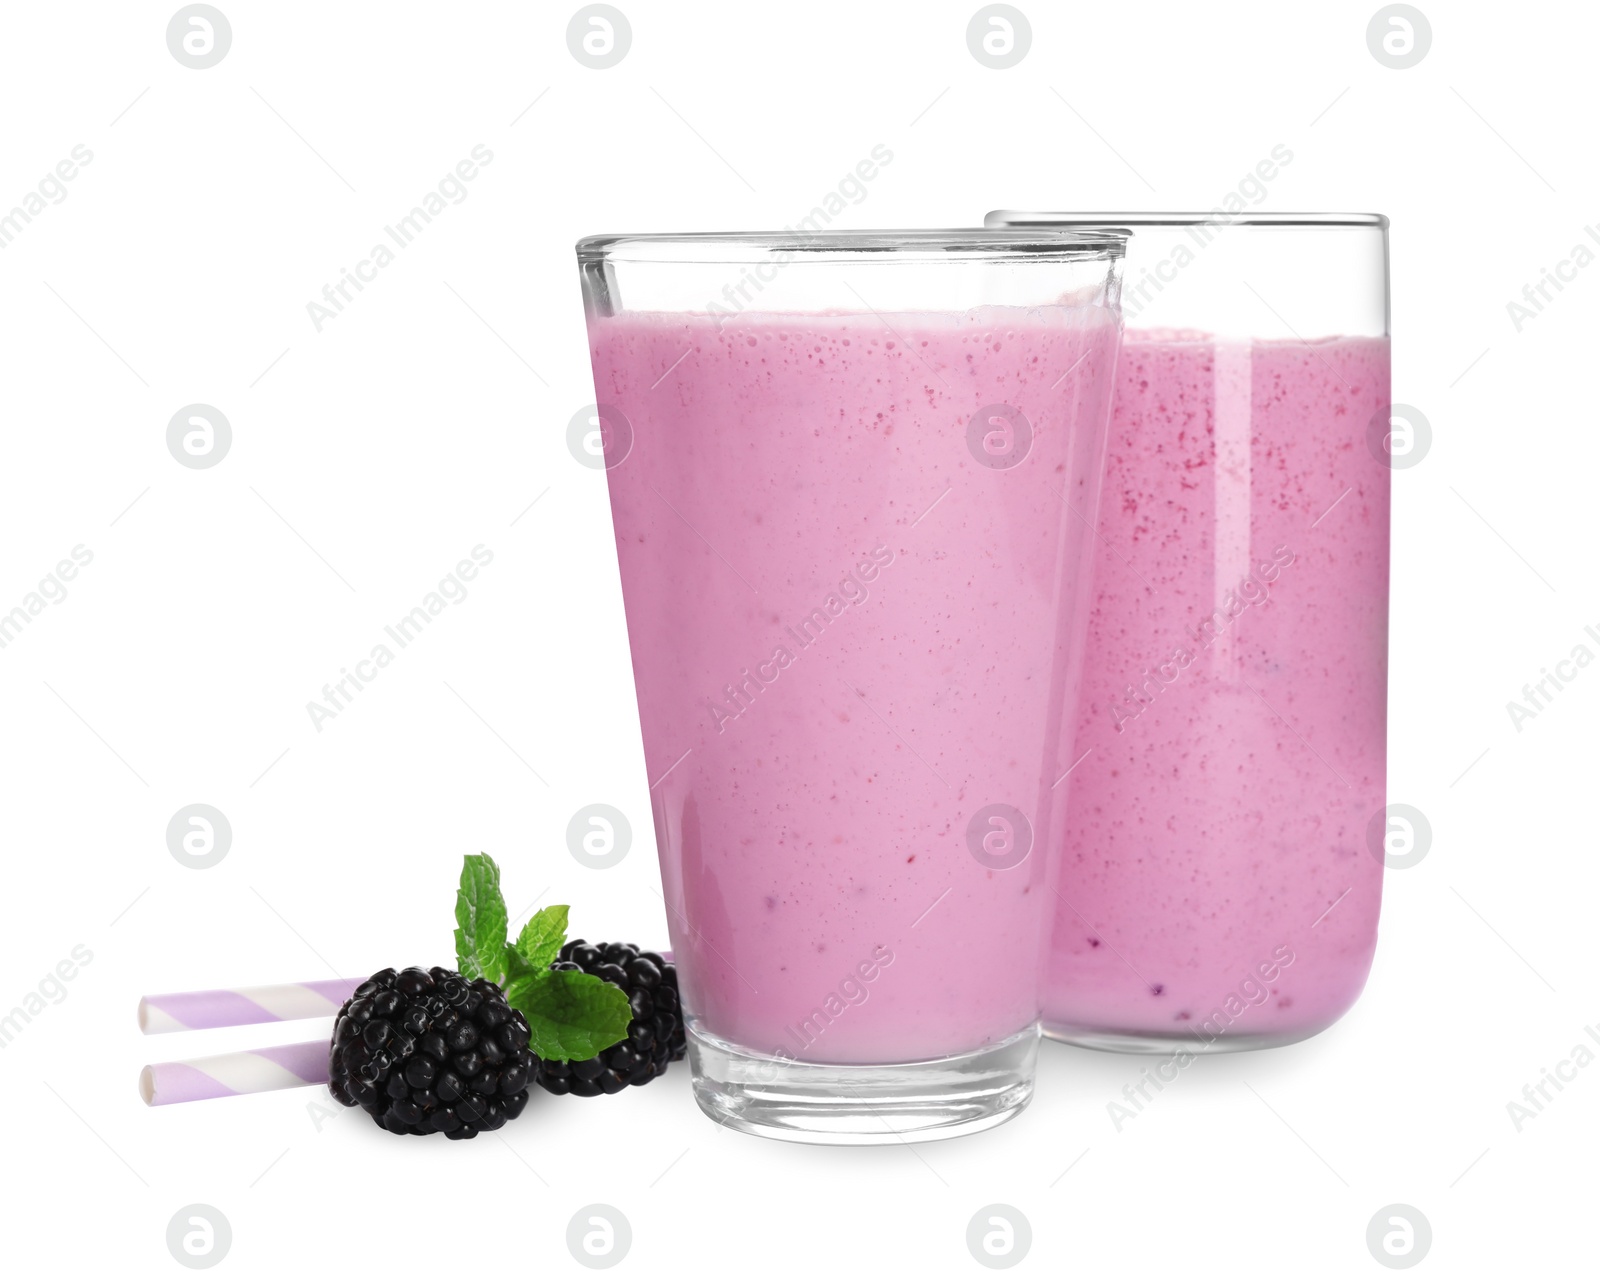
<box><xmin>504</xmin><ymin>968</ymin><xmax>632</xmax><ymax>1062</ymax></box>
<box><xmin>503</xmin><ymin>943</ymin><xmax>537</xmax><ymax>984</ymax></box>
<box><xmin>453</xmin><ymin>854</ymin><xmax>508</xmax><ymax>985</ymax></box>
<box><xmin>515</xmin><ymin>904</ymin><xmax>569</xmax><ymax>970</ymax></box>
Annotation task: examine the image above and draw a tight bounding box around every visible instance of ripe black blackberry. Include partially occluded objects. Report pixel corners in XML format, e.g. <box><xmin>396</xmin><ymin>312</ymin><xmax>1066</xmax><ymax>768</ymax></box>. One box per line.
<box><xmin>327</xmin><ymin>966</ymin><xmax>538</xmax><ymax>1138</ymax></box>
<box><xmin>534</xmin><ymin>941</ymin><xmax>686</xmax><ymax>1097</ymax></box>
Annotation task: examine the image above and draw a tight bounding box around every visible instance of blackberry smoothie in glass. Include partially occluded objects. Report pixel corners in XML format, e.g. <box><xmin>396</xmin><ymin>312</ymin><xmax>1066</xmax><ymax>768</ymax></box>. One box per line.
<box><xmin>988</xmin><ymin>212</ymin><xmax>1392</xmax><ymax>1051</ymax></box>
<box><xmin>578</xmin><ymin>229</ymin><xmax>1124</xmax><ymax>1138</ymax></box>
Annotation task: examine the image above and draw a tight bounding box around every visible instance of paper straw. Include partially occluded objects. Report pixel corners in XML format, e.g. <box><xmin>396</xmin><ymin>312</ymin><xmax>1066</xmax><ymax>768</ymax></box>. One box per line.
<box><xmin>138</xmin><ymin>979</ymin><xmax>362</xmax><ymax>1034</ymax></box>
<box><xmin>140</xmin><ymin>1040</ymin><xmax>328</xmax><ymax>1106</ymax></box>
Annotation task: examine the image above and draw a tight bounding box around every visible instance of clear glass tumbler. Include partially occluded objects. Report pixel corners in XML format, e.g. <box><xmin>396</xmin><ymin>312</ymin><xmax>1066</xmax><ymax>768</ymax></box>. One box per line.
<box><xmin>986</xmin><ymin>211</ymin><xmax>1391</xmax><ymax>1052</ymax></box>
<box><xmin>578</xmin><ymin>229</ymin><xmax>1125</xmax><ymax>1140</ymax></box>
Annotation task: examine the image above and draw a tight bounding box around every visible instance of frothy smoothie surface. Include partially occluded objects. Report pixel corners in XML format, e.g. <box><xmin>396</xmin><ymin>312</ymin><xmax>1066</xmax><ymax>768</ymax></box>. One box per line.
<box><xmin>591</xmin><ymin>306</ymin><xmax>1119</xmax><ymax>1065</ymax></box>
<box><xmin>1048</xmin><ymin>331</ymin><xmax>1390</xmax><ymax>1044</ymax></box>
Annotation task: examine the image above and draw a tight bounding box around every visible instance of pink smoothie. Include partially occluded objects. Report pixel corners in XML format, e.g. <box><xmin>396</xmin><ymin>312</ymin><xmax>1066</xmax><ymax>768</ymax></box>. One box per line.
<box><xmin>590</xmin><ymin>306</ymin><xmax>1119</xmax><ymax>1064</ymax></box>
<box><xmin>1046</xmin><ymin>331</ymin><xmax>1390</xmax><ymax>1045</ymax></box>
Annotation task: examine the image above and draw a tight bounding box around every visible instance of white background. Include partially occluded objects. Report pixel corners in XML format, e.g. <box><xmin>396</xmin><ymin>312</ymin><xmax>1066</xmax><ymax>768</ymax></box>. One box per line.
<box><xmin>0</xmin><ymin>1</ymin><xmax>1593</xmax><ymax>1270</ymax></box>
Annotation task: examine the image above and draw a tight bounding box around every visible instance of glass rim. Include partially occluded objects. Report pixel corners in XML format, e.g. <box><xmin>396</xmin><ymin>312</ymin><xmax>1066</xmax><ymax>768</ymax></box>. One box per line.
<box><xmin>576</xmin><ymin>228</ymin><xmax>1129</xmax><ymax>264</ymax></box>
<box><xmin>986</xmin><ymin>210</ymin><xmax>1389</xmax><ymax>229</ymax></box>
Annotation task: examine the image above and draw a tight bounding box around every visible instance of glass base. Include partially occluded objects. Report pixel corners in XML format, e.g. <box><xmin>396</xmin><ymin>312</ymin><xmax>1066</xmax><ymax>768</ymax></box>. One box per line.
<box><xmin>689</xmin><ymin>1023</ymin><xmax>1038</xmax><ymax>1145</ymax></box>
<box><xmin>1042</xmin><ymin>1020</ymin><xmax>1330</xmax><ymax>1054</ymax></box>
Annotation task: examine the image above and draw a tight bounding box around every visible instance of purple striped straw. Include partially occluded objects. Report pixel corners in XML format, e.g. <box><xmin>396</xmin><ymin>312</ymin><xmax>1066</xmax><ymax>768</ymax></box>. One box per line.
<box><xmin>140</xmin><ymin>1040</ymin><xmax>329</xmax><ymax>1106</ymax></box>
<box><xmin>138</xmin><ymin>979</ymin><xmax>363</xmax><ymax>1033</ymax></box>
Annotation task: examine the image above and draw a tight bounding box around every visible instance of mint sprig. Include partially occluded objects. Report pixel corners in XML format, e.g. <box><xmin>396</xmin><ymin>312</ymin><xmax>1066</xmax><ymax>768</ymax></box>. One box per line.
<box><xmin>453</xmin><ymin>854</ymin><xmax>631</xmax><ymax>1062</ymax></box>
<box><xmin>515</xmin><ymin>903</ymin><xmax>569</xmax><ymax>969</ymax></box>
<box><xmin>454</xmin><ymin>854</ymin><xmax>509</xmax><ymax>985</ymax></box>
<box><xmin>505</xmin><ymin>968</ymin><xmax>634</xmax><ymax>1062</ymax></box>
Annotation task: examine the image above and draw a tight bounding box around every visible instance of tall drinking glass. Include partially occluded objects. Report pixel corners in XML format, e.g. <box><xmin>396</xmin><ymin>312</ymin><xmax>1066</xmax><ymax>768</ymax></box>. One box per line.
<box><xmin>986</xmin><ymin>211</ymin><xmax>1391</xmax><ymax>1051</ymax></box>
<box><xmin>578</xmin><ymin>230</ymin><xmax>1125</xmax><ymax>1140</ymax></box>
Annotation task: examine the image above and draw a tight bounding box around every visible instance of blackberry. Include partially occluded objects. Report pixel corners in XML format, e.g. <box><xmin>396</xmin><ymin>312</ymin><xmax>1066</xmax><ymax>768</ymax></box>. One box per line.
<box><xmin>327</xmin><ymin>966</ymin><xmax>537</xmax><ymax>1138</ymax></box>
<box><xmin>534</xmin><ymin>941</ymin><xmax>686</xmax><ymax>1097</ymax></box>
